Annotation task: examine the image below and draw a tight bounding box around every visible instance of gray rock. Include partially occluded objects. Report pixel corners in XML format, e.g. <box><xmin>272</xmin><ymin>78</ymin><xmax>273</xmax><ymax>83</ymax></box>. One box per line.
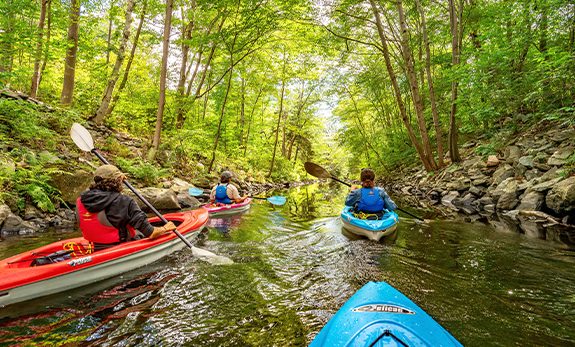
<box><xmin>493</xmin><ymin>164</ymin><xmax>514</xmax><ymax>185</ymax></box>
<box><xmin>531</xmin><ymin>177</ymin><xmax>564</xmax><ymax>192</ymax></box>
<box><xmin>1</xmin><ymin>213</ymin><xmax>39</xmax><ymax>233</ymax></box>
<box><xmin>24</xmin><ymin>204</ymin><xmax>43</xmax><ymax>220</ymax></box>
<box><xmin>514</xmin><ymin>164</ymin><xmax>528</xmax><ymax>177</ymax></box>
<box><xmin>484</xmin><ymin>204</ymin><xmax>495</xmax><ymax>212</ymax></box>
<box><xmin>545</xmin><ymin>177</ymin><xmax>575</xmax><ymax>214</ymax></box>
<box><xmin>441</xmin><ymin>191</ymin><xmax>460</xmax><ymax>211</ymax></box>
<box><xmin>539</xmin><ymin>167</ymin><xmax>559</xmax><ymax>183</ymax></box>
<box><xmin>547</xmin><ymin>147</ymin><xmax>573</xmax><ymax>166</ymax></box>
<box><xmin>505</xmin><ymin>145</ymin><xmax>521</xmax><ymax>164</ymax></box>
<box><xmin>447</xmin><ymin>178</ymin><xmax>470</xmax><ymax>191</ymax></box>
<box><xmin>496</xmin><ymin>180</ymin><xmax>519</xmax><ymax>210</ymax></box>
<box><xmin>534</xmin><ymin>162</ymin><xmax>551</xmax><ymax>171</ymax></box>
<box><xmin>516</xmin><ymin>138</ymin><xmax>535</xmax><ymax>148</ymax></box>
<box><xmin>124</xmin><ymin>187</ymin><xmax>181</xmax><ymax>210</ymax></box>
<box><xmin>517</xmin><ymin>192</ymin><xmax>545</xmax><ymax>211</ymax></box>
<box><xmin>49</xmin><ymin>170</ymin><xmax>93</xmax><ymax>206</ymax></box>
<box><xmin>548</xmin><ymin>129</ymin><xmax>575</xmax><ymax>142</ymax></box>
<box><xmin>177</xmin><ymin>192</ymin><xmax>201</xmax><ymax>208</ymax></box>
<box><xmin>518</xmin><ymin>156</ymin><xmax>534</xmax><ymax>168</ymax></box>
<box><xmin>469</xmin><ymin>185</ymin><xmax>485</xmax><ymax>196</ymax></box>
<box><xmin>492</xmin><ymin>177</ymin><xmax>515</xmax><ymax>202</ymax></box>
<box><xmin>472</xmin><ymin>177</ymin><xmax>491</xmax><ymax>186</ymax></box>
<box><xmin>462</xmin><ymin>157</ymin><xmax>482</xmax><ymax>168</ymax></box>
<box><xmin>476</xmin><ymin>196</ymin><xmax>494</xmax><ymax>205</ymax></box>
<box><xmin>525</xmin><ymin>169</ymin><xmax>541</xmax><ymax>181</ymax></box>
<box><xmin>0</xmin><ymin>204</ymin><xmax>11</xmax><ymax>228</ymax></box>
<box><xmin>517</xmin><ymin>180</ymin><xmax>535</xmax><ymax>192</ymax></box>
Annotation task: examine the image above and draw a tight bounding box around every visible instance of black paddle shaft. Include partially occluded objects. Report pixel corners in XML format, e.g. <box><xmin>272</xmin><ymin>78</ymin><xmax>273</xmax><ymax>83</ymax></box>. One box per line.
<box><xmin>329</xmin><ymin>176</ymin><xmax>424</xmax><ymax>222</ymax></box>
<box><xmin>91</xmin><ymin>149</ymin><xmax>195</xmax><ymax>249</ymax></box>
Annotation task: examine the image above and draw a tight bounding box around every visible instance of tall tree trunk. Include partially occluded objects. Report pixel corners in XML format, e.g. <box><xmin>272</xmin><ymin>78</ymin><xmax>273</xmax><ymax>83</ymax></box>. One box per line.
<box><xmin>92</xmin><ymin>0</ymin><xmax>136</xmax><ymax>125</ymax></box>
<box><xmin>415</xmin><ymin>0</ymin><xmax>444</xmax><ymax>167</ymax></box>
<box><xmin>239</xmin><ymin>77</ymin><xmax>246</xmax><ymax>146</ymax></box>
<box><xmin>60</xmin><ymin>0</ymin><xmax>81</xmax><ymax>106</ymax></box>
<box><xmin>152</xmin><ymin>0</ymin><xmax>173</xmax><ymax>153</ymax></box>
<box><xmin>207</xmin><ymin>65</ymin><xmax>233</xmax><ymax>173</ymax></box>
<box><xmin>176</xmin><ymin>2</ymin><xmax>195</xmax><ymax>129</ymax></box>
<box><xmin>29</xmin><ymin>0</ymin><xmax>48</xmax><ymax>98</ymax></box>
<box><xmin>368</xmin><ymin>0</ymin><xmax>435</xmax><ymax>172</ymax></box>
<box><xmin>243</xmin><ymin>87</ymin><xmax>262</xmax><ymax>156</ymax></box>
<box><xmin>107</xmin><ymin>3</ymin><xmax>146</xmax><ymax>116</ymax></box>
<box><xmin>267</xmin><ymin>78</ymin><xmax>286</xmax><ymax>178</ymax></box>
<box><xmin>396</xmin><ymin>0</ymin><xmax>437</xmax><ymax>171</ymax></box>
<box><xmin>448</xmin><ymin>0</ymin><xmax>462</xmax><ymax>162</ymax></box>
<box><xmin>38</xmin><ymin>0</ymin><xmax>52</xmax><ymax>89</ymax></box>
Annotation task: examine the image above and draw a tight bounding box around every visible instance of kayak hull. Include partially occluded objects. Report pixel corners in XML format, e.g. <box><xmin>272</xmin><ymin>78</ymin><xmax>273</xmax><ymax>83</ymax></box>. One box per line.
<box><xmin>202</xmin><ymin>198</ymin><xmax>251</xmax><ymax>218</ymax></box>
<box><xmin>340</xmin><ymin>206</ymin><xmax>398</xmax><ymax>241</ymax></box>
<box><xmin>0</xmin><ymin>210</ymin><xmax>208</xmax><ymax>307</ymax></box>
<box><xmin>309</xmin><ymin>281</ymin><xmax>463</xmax><ymax>347</ymax></box>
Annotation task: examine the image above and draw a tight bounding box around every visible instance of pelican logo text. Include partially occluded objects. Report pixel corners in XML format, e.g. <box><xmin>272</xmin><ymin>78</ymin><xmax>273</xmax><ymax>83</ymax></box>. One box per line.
<box><xmin>67</xmin><ymin>256</ymin><xmax>92</xmax><ymax>267</ymax></box>
<box><xmin>353</xmin><ymin>305</ymin><xmax>415</xmax><ymax>314</ymax></box>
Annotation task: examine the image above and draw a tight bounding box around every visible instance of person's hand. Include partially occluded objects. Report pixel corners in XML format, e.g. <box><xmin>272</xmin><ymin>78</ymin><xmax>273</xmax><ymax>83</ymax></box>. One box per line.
<box><xmin>163</xmin><ymin>221</ymin><xmax>176</xmax><ymax>231</ymax></box>
<box><xmin>350</xmin><ymin>184</ymin><xmax>359</xmax><ymax>191</ymax></box>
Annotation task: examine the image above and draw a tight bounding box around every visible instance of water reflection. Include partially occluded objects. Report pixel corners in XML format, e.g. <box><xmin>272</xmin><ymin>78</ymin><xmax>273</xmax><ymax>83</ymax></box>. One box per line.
<box><xmin>0</xmin><ymin>183</ymin><xmax>574</xmax><ymax>347</ymax></box>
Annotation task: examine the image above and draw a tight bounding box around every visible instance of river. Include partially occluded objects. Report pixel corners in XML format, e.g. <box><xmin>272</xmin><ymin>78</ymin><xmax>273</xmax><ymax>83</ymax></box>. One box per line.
<box><xmin>0</xmin><ymin>183</ymin><xmax>573</xmax><ymax>346</ymax></box>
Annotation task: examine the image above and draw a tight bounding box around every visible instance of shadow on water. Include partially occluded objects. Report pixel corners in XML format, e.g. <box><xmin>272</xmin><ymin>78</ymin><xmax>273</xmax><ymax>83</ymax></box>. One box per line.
<box><xmin>0</xmin><ymin>182</ymin><xmax>574</xmax><ymax>346</ymax></box>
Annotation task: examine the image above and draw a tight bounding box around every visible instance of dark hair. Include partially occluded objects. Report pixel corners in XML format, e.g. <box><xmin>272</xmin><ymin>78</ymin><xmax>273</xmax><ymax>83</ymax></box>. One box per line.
<box><xmin>221</xmin><ymin>177</ymin><xmax>231</xmax><ymax>183</ymax></box>
<box><xmin>360</xmin><ymin>168</ymin><xmax>376</xmax><ymax>188</ymax></box>
<box><xmin>89</xmin><ymin>176</ymin><xmax>124</xmax><ymax>192</ymax></box>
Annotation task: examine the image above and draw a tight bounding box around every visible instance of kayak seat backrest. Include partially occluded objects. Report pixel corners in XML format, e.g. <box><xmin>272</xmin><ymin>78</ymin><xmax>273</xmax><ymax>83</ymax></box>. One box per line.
<box><xmin>150</xmin><ymin>220</ymin><xmax>183</xmax><ymax>228</ymax></box>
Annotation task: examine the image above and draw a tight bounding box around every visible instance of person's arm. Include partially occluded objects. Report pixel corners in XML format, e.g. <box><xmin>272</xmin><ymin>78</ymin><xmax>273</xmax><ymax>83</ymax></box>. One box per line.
<box><xmin>378</xmin><ymin>187</ymin><xmax>397</xmax><ymax>211</ymax></box>
<box><xmin>228</xmin><ymin>185</ymin><xmax>247</xmax><ymax>203</ymax></box>
<box><xmin>345</xmin><ymin>189</ymin><xmax>361</xmax><ymax>206</ymax></box>
<box><xmin>210</xmin><ymin>186</ymin><xmax>216</xmax><ymax>203</ymax></box>
<box><xmin>124</xmin><ymin>198</ymin><xmax>176</xmax><ymax>238</ymax></box>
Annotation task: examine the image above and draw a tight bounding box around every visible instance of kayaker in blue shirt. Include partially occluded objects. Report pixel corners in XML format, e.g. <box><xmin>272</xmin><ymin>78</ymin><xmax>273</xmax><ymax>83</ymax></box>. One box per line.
<box><xmin>345</xmin><ymin>168</ymin><xmax>397</xmax><ymax>220</ymax></box>
<box><xmin>210</xmin><ymin>171</ymin><xmax>248</xmax><ymax>204</ymax></box>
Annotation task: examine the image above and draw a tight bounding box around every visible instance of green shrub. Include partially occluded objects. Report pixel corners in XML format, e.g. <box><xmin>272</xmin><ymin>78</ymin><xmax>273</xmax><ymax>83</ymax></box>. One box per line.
<box><xmin>116</xmin><ymin>157</ymin><xmax>168</xmax><ymax>185</ymax></box>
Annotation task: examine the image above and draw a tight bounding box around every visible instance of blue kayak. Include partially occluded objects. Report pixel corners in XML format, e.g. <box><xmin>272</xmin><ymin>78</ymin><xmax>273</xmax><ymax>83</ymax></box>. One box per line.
<box><xmin>341</xmin><ymin>207</ymin><xmax>399</xmax><ymax>241</ymax></box>
<box><xmin>309</xmin><ymin>281</ymin><xmax>463</xmax><ymax>347</ymax></box>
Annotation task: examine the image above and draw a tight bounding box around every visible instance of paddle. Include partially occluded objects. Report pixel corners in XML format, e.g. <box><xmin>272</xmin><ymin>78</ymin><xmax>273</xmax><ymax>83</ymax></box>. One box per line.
<box><xmin>70</xmin><ymin>123</ymin><xmax>233</xmax><ymax>265</ymax></box>
<box><xmin>188</xmin><ymin>188</ymin><xmax>287</xmax><ymax>206</ymax></box>
<box><xmin>304</xmin><ymin>162</ymin><xmax>426</xmax><ymax>222</ymax></box>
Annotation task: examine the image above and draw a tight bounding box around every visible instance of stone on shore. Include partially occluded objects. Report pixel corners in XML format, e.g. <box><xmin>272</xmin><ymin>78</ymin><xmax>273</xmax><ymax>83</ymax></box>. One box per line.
<box><xmin>487</xmin><ymin>155</ymin><xmax>500</xmax><ymax>167</ymax></box>
<box><xmin>49</xmin><ymin>170</ymin><xmax>93</xmax><ymax>206</ymax></box>
<box><xmin>517</xmin><ymin>192</ymin><xmax>545</xmax><ymax>211</ymax></box>
<box><xmin>545</xmin><ymin>177</ymin><xmax>575</xmax><ymax>215</ymax></box>
<box><xmin>124</xmin><ymin>187</ymin><xmax>181</xmax><ymax>210</ymax></box>
<box><xmin>441</xmin><ymin>191</ymin><xmax>460</xmax><ymax>211</ymax></box>
<box><xmin>497</xmin><ymin>180</ymin><xmax>519</xmax><ymax>210</ymax></box>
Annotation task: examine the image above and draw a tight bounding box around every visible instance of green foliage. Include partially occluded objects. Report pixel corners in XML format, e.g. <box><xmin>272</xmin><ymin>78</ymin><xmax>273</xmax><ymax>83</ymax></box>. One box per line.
<box><xmin>103</xmin><ymin>137</ymin><xmax>132</xmax><ymax>158</ymax></box>
<box><xmin>116</xmin><ymin>157</ymin><xmax>168</xmax><ymax>185</ymax></box>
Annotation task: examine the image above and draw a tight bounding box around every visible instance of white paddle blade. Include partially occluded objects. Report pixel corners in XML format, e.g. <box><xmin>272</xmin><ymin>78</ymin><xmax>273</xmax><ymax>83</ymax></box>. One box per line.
<box><xmin>191</xmin><ymin>246</ymin><xmax>234</xmax><ymax>265</ymax></box>
<box><xmin>70</xmin><ymin>123</ymin><xmax>94</xmax><ymax>152</ymax></box>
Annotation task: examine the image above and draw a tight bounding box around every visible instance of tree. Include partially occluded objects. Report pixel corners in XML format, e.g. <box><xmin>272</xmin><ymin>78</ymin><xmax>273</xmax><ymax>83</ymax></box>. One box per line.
<box><xmin>29</xmin><ymin>0</ymin><xmax>49</xmax><ymax>98</ymax></box>
<box><xmin>60</xmin><ymin>0</ymin><xmax>82</xmax><ymax>106</ymax></box>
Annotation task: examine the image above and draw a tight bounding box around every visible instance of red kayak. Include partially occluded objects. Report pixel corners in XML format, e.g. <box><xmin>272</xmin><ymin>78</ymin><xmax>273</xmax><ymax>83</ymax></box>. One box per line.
<box><xmin>0</xmin><ymin>209</ymin><xmax>208</xmax><ymax>307</ymax></box>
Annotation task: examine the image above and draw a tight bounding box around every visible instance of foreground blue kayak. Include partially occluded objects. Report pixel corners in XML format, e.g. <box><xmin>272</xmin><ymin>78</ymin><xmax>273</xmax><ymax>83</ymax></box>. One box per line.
<box><xmin>309</xmin><ymin>281</ymin><xmax>463</xmax><ymax>347</ymax></box>
<box><xmin>341</xmin><ymin>207</ymin><xmax>399</xmax><ymax>241</ymax></box>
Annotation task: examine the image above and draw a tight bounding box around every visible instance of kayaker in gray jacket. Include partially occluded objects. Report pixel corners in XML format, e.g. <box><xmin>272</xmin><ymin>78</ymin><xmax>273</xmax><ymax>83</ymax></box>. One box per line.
<box><xmin>345</xmin><ymin>168</ymin><xmax>396</xmax><ymax>218</ymax></box>
<box><xmin>76</xmin><ymin>165</ymin><xmax>176</xmax><ymax>251</ymax></box>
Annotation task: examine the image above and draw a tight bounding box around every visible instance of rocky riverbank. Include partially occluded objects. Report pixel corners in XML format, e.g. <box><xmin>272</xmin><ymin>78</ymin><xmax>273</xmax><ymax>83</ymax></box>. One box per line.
<box><xmin>382</xmin><ymin>118</ymin><xmax>575</xmax><ymax>242</ymax></box>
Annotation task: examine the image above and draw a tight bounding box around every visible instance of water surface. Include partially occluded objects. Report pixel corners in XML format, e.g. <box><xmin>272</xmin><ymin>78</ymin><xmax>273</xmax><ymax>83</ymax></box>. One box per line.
<box><xmin>0</xmin><ymin>183</ymin><xmax>574</xmax><ymax>346</ymax></box>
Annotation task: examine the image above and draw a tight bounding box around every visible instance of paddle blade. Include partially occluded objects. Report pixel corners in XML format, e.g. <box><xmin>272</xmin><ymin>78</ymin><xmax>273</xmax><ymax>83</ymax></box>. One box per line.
<box><xmin>189</xmin><ymin>188</ymin><xmax>205</xmax><ymax>196</ymax></box>
<box><xmin>267</xmin><ymin>196</ymin><xmax>286</xmax><ymax>205</ymax></box>
<box><xmin>70</xmin><ymin>123</ymin><xmax>94</xmax><ymax>152</ymax></box>
<box><xmin>304</xmin><ymin>162</ymin><xmax>333</xmax><ymax>179</ymax></box>
<box><xmin>191</xmin><ymin>246</ymin><xmax>234</xmax><ymax>265</ymax></box>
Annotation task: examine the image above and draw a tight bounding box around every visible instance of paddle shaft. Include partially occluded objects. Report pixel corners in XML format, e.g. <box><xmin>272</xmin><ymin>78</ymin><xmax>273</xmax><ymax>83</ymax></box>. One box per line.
<box><xmin>328</xmin><ymin>176</ymin><xmax>425</xmax><ymax>222</ymax></box>
<box><xmin>91</xmin><ymin>149</ymin><xmax>195</xmax><ymax>249</ymax></box>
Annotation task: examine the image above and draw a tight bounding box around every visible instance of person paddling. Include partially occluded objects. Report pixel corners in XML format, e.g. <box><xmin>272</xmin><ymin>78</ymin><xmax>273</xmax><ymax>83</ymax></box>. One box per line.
<box><xmin>76</xmin><ymin>165</ymin><xmax>177</xmax><ymax>252</ymax></box>
<box><xmin>210</xmin><ymin>171</ymin><xmax>248</xmax><ymax>204</ymax></box>
<box><xmin>345</xmin><ymin>168</ymin><xmax>397</xmax><ymax>220</ymax></box>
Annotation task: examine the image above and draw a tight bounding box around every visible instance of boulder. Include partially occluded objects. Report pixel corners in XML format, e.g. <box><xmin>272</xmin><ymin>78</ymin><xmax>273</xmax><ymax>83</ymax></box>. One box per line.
<box><xmin>441</xmin><ymin>191</ymin><xmax>460</xmax><ymax>211</ymax></box>
<box><xmin>517</xmin><ymin>192</ymin><xmax>545</xmax><ymax>211</ymax></box>
<box><xmin>469</xmin><ymin>185</ymin><xmax>485</xmax><ymax>197</ymax></box>
<box><xmin>539</xmin><ymin>167</ymin><xmax>559</xmax><ymax>183</ymax></box>
<box><xmin>548</xmin><ymin>129</ymin><xmax>575</xmax><ymax>142</ymax></box>
<box><xmin>504</xmin><ymin>145</ymin><xmax>521</xmax><ymax>164</ymax></box>
<box><xmin>176</xmin><ymin>191</ymin><xmax>201</xmax><ymax>208</ymax></box>
<box><xmin>492</xmin><ymin>177</ymin><xmax>515</xmax><ymax>202</ymax></box>
<box><xmin>486</xmin><ymin>155</ymin><xmax>500</xmax><ymax>167</ymax></box>
<box><xmin>124</xmin><ymin>187</ymin><xmax>181</xmax><ymax>210</ymax></box>
<box><xmin>1</xmin><ymin>213</ymin><xmax>39</xmax><ymax>233</ymax></box>
<box><xmin>24</xmin><ymin>204</ymin><xmax>43</xmax><ymax>220</ymax></box>
<box><xmin>534</xmin><ymin>162</ymin><xmax>551</xmax><ymax>171</ymax></box>
<box><xmin>472</xmin><ymin>177</ymin><xmax>491</xmax><ymax>186</ymax></box>
<box><xmin>518</xmin><ymin>156</ymin><xmax>534</xmax><ymax>168</ymax></box>
<box><xmin>546</xmin><ymin>177</ymin><xmax>575</xmax><ymax>215</ymax></box>
<box><xmin>524</xmin><ymin>169</ymin><xmax>541</xmax><ymax>181</ymax></box>
<box><xmin>462</xmin><ymin>157</ymin><xmax>482</xmax><ymax>168</ymax></box>
<box><xmin>547</xmin><ymin>147</ymin><xmax>573</xmax><ymax>166</ymax></box>
<box><xmin>493</xmin><ymin>164</ymin><xmax>514</xmax><ymax>185</ymax></box>
<box><xmin>531</xmin><ymin>177</ymin><xmax>564</xmax><ymax>193</ymax></box>
<box><xmin>49</xmin><ymin>170</ymin><xmax>93</xmax><ymax>206</ymax></box>
<box><xmin>0</xmin><ymin>204</ymin><xmax>11</xmax><ymax>228</ymax></box>
<box><xmin>496</xmin><ymin>180</ymin><xmax>519</xmax><ymax>210</ymax></box>
<box><xmin>446</xmin><ymin>178</ymin><xmax>470</xmax><ymax>191</ymax></box>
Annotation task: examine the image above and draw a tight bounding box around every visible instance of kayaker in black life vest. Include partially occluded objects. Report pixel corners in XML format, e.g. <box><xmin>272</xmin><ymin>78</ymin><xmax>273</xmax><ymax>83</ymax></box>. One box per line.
<box><xmin>344</xmin><ymin>168</ymin><xmax>397</xmax><ymax>220</ymax></box>
<box><xmin>76</xmin><ymin>165</ymin><xmax>177</xmax><ymax>252</ymax></box>
<box><xmin>210</xmin><ymin>171</ymin><xmax>248</xmax><ymax>204</ymax></box>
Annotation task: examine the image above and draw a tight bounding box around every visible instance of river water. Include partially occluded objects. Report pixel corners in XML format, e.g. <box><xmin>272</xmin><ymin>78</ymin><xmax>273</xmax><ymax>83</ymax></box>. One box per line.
<box><xmin>0</xmin><ymin>183</ymin><xmax>574</xmax><ymax>346</ymax></box>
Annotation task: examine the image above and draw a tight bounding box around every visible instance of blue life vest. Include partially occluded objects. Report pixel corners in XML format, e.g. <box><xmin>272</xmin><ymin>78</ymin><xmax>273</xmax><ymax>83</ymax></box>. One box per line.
<box><xmin>356</xmin><ymin>188</ymin><xmax>384</xmax><ymax>212</ymax></box>
<box><xmin>215</xmin><ymin>184</ymin><xmax>232</xmax><ymax>204</ymax></box>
